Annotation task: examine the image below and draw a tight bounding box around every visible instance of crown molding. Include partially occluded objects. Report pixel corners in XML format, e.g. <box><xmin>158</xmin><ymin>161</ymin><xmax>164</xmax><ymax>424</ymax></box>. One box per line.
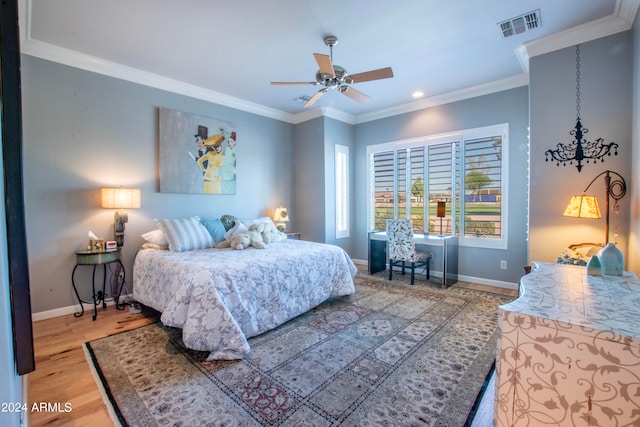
<box><xmin>20</xmin><ymin>38</ymin><xmax>297</xmax><ymax>124</ymax></box>
<box><xmin>353</xmin><ymin>74</ymin><xmax>529</xmax><ymax>124</ymax></box>
<box><xmin>516</xmin><ymin>0</ymin><xmax>640</xmax><ymax>70</ymax></box>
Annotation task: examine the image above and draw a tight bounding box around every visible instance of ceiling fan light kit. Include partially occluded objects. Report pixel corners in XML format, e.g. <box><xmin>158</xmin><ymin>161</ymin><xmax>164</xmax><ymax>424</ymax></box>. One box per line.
<box><xmin>271</xmin><ymin>35</ymin><xmax>393</xmax><ymax>108</ymax></box>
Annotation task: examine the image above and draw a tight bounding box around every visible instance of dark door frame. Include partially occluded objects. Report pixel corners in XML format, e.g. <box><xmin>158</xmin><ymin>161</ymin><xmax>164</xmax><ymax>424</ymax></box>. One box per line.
<box><xmin>1</xmin><ymin>0</ymin><xmax>36</xmax><ymax>375</ymax></box>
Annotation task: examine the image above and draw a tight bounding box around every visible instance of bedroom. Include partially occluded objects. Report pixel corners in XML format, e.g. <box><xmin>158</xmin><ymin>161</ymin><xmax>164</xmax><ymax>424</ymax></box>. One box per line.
<box><xmin>1</xmin><ymin>0</ymin><xmax>639</xmax><ymax>425</ymax></box>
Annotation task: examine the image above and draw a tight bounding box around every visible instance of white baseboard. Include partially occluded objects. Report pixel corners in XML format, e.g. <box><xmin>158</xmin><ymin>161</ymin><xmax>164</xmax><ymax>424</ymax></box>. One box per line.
<box><xmin>31</xmin><ymin>294</ymin><xmax>134</xmax><ymax>322</ymax></box>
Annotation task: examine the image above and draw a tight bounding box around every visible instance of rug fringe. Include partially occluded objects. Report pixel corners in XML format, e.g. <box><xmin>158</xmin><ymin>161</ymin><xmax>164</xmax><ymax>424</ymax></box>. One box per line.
<box><xmin>82</xmin><ymin>343</ymin><xmax>125</xmax><ymax>427</ymax></box>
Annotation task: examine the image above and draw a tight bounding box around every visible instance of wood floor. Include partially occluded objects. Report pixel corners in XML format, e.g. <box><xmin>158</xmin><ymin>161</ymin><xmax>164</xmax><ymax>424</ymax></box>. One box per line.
<box><xmin>27</xmin><ymin>279</ymin><xmax>516</xmax><ymax>427</ymax></box>
<box><xmin>28</xmin><ymin>305</ymin><xmax>159</xmax><ymax>426</ymax></box>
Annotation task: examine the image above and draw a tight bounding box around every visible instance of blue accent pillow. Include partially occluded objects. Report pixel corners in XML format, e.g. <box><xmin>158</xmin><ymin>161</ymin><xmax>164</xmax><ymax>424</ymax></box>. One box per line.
<box><xmin>157</xmin><ymin>216</ymin><xmax>213</xmax><ymax>252</ymax></box>
<box><xmin>200</xmin><ymin>218</ymin><xmax>227</xmax><ymax>244</ymax></box>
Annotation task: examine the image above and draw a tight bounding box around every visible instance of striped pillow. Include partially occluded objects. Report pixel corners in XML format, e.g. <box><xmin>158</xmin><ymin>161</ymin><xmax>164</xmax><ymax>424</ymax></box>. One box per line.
<box><xmin>157</xmin><ymin>216</ymin><xmax>213</xmax><ymax>252</ymax></box>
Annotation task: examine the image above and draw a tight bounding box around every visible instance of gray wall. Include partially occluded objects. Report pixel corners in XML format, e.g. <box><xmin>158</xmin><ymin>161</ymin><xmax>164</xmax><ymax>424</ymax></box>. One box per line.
<box><xmin>294</xmin><ymin>117</ymin><xmax>325</xmax><ymax>243</ymax></box>
<box><xmin>21</xmin><ymin>56</ymin><xmax>295</xmax><ymax>314</ymax></box>
<box><xmin>353</xmin><ymin>87</ymin><xmax>530</xmax><ymax>284</ymax></box>
<box><xmin>629</xmin><ymin>17</ymin><xmax>639</xmax><ymax>275</ymax></box>
<box><xmin>529</xmin><ymin>31</ymin><xmax>633</xmax><ymax>266</ymax></box>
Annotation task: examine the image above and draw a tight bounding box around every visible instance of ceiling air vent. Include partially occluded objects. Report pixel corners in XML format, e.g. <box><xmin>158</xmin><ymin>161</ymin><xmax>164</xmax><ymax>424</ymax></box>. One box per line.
<box><xmin>498</xmin><ymin>9</ymin><xmax>541</xmax><ymax>38</ymax></box>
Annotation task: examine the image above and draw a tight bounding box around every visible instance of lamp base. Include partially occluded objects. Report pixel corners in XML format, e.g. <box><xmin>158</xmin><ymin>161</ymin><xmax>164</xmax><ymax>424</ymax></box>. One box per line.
<box><xmin>276</xmin><ymin>221</ymin><xmax>287</xmax><ymax>233</ymax></box>
<box><xmin>114</xmin><ymin>210</ymin><xmax>129</xmax><ymax>247</ymax></box>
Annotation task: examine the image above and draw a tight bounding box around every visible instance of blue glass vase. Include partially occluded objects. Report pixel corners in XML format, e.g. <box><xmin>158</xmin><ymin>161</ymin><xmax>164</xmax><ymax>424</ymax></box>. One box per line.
<box><xmin>598</xmin><ymin>243</ymin><xmax>624</xmax><ymax>276</ymax></box>
<box><xmin>586</xmin><ymin>255</ymin><xmax>601</xmax><ymax>276</ymax></box>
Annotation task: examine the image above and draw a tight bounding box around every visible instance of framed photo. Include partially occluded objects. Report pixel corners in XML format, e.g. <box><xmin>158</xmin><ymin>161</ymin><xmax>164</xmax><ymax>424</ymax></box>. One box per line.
<box><xmin>159</xmin><ymin>107</ymin><xmax>237</xmax><ymax>194</ymax></box>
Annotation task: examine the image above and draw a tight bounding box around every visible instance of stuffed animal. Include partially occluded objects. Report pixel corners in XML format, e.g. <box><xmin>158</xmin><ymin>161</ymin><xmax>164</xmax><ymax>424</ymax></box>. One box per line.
<box><xmin>248</xmin><ymin>221</ymin><xmax>286</xmax><ymax>244</ymax></box>
<box><xmin>217</xmin><ymin>229</ymin><xmax>265</xmax><ymax>250</ymax></box>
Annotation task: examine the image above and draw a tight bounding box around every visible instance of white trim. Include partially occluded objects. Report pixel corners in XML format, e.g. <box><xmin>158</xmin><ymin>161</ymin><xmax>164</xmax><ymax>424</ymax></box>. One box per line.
<box><xmin>355</xmin><ymin>74</ymin><xmax>528</xmax><ymax>124</ymax></box>
<box><xmin>335</xmin><ymin>144</ymin><xmax>350</xmax><ymax>239</ymax></box>
<box><xmin>518</xmin><ymin>0</ymin><xmax>640</xmax><ymax>65</ymax></box>
<box><xmin>31</xmin><ymin>296</ymin><xmax>129</xmax><ymax>322</ymax></box>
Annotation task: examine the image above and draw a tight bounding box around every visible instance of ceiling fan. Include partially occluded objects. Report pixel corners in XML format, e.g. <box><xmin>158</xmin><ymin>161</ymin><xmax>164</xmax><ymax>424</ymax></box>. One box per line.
<box><xmin>271</xmin><ymin>36</ymin><xmax>394</xmax><ymax>108</ymax></box>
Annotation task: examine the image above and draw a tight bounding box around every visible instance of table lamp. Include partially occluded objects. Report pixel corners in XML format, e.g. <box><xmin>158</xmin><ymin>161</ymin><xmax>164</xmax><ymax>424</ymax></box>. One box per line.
<box><xmin>101</xmin><ymin>187</ymin><xmax>141</xmax><ymax>247</ymax></box>
<box><xmin>273</xmin><ymin>205</ymin><xmax>289</xmax><ymax>232</ymax></box>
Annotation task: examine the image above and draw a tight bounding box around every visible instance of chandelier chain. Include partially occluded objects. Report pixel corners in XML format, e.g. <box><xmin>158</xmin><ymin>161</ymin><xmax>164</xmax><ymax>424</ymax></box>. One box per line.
<box><xmin>575</xmin><ymin>45</ymin><xmax>581</xmax><ymax>119</ymax></box>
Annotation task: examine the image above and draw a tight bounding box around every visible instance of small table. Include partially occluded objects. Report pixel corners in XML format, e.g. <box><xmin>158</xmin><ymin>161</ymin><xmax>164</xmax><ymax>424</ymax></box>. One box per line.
<box><xmin>72</xmin><ymin>249</ymin><xmax>123</xmax><ymax>320</ymax></box>
<box><xmin>286</xmin><ymin>232</ymin><xmax>301</xmax><ymax>240</ymax></box>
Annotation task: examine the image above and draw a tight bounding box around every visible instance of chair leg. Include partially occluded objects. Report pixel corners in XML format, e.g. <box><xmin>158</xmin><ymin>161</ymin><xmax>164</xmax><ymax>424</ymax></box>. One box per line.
<box><xmin>389</xmin><ymin>260</ymin><xmax>393</xmax><ymax>281</ymax></box>
<box><xmin>426</xmin><ymin>259</ymin><xmax>430</xmax><ymax>280</ymax></box>
<box><xmin>410</xmin><ymin>262</ymin><xmax>415</xmax><ymax>285</ymax></box>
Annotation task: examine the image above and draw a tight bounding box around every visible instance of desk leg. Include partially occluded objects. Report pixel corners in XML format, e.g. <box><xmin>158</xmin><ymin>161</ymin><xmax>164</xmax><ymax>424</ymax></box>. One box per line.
<box><xmin>71</xmin><ymin>264</ymin><xmax>84</xmax><ymax>318</ymax></box>
<box><xmin>369</xmin><ymin>239</ymin><xmax>387</xmax><ymax>274</ymax></box>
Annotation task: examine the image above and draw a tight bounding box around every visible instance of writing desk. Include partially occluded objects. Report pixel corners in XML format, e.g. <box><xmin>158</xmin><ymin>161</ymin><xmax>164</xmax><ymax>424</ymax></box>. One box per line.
<box><xmin>368</xmin><ymin>231</ymin><xmax>458</xmax><ymax>287</ymax></box>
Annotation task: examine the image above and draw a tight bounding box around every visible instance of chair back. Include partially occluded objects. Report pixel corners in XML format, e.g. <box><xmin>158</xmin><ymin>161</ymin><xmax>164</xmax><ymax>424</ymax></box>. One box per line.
<box><xmin>386</xmin><ymin>219</ymin><xmax>416</xmax><ymax>262</ymax></box>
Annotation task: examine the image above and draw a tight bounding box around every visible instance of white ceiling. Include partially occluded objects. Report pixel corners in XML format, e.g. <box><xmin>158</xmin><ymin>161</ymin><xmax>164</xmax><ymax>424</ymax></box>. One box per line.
<box><xmin>21</xmin><ymin>0</ymin><xmax>638</xmax><ymax>122</ymax></box>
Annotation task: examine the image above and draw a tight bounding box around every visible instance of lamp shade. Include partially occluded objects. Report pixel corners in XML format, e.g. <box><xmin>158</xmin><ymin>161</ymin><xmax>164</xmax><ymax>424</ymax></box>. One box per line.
<box><xmin>273</xmin><ymin>206</ymin><xmax>289</xmax><ymax>222</ymax></box>
<box><xmin>101</xmin><ymin>187</ymin><xmax>141</xmax><ymax>209</ymax></box>
<box><xmin>563</xmin><ymin>195</ymin><xmax>601</xmax><ymax>219</ymax></box>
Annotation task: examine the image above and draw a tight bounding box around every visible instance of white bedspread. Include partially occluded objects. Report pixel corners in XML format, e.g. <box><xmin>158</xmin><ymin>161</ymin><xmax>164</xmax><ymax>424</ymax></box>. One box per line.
<box><xmin>133</xmin><ymin>239</ymin><xmax>356</xmax><ymax>360</ymax></box>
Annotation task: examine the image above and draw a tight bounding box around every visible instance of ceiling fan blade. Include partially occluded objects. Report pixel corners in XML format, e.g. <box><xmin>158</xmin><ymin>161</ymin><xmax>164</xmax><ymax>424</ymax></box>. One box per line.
<box><xmin>271</xmin><ymin>81</ymin><xmax>316</xmax><ymax>85</ymax></box>
<box><xmin>346</xmin><ymin>67</ymin><xmax>394</xmax><ymax>84</ymax></box>
<box><xmin>313</xmin><ymin>53</ymin><xmax>335</xmax><ymax>76</ymax></box>
<box><xmin>339</xmin><ymin>86</ymin><xmax>371</xmax><ymax>104</ymax></box>
<box><xmin>304</xmin><ymin>88</ymin><xmax>328</xmax><ymax>108</ymax></box>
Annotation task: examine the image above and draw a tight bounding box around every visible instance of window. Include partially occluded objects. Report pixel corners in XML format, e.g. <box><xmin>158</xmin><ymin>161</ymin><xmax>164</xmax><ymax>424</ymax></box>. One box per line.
<box><xmin>367</xmin><ymin>124</ymin><xmax>508</xmax><ymax>249</ymax></box>
<box><xmin>335</xmin><ymin>144</ymin><xmax>349</xmax><ymax>239</ymax></box>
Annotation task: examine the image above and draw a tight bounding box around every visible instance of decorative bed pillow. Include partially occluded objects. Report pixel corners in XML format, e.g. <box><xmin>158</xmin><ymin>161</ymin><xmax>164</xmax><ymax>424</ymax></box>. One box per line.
<box><xmin>157</xmin><ymin>216</ymin><xmax>214</xmax><ymax>252</ymax></box>
<box><xmin>200</xmin><ymin>218</ymin><xmax>227</xmax><ymax>244</ymax></box>
<box><xmin>220</xmin><ymin>214</ymin><xmax>237</xmax><ymax>231</ymax></box>
<box><xmin>141</xmin><ymin>229</ymin><xmax>168</xmax><ymax>246</ymax></box>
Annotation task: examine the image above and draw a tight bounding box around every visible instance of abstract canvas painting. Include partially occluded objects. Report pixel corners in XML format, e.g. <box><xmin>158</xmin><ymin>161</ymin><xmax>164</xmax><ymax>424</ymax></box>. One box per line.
<box><xmin>159</xmin><ymin>107</ymin><xmax>237</xmax><ymax>194</ymax></box>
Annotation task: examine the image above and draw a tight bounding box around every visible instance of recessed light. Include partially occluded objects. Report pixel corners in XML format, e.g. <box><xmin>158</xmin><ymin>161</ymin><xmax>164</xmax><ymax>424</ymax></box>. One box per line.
<box><xmin>412</xmin><ymin>91</ymin><xmax>424</xmax><ymax>98</ymax></box>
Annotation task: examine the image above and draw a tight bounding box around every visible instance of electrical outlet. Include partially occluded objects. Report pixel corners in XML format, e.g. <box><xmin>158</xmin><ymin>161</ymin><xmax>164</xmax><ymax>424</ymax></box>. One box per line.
<box><xmin>500</xmin><ymin>260</ymin><xmax>507</xmax><ymax>270</ymax></box>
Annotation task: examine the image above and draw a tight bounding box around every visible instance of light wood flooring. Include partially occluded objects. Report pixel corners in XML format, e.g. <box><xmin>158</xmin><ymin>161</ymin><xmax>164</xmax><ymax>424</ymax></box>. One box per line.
<box><xmin>28</xmin><ymin>305</ymin><xmax>159</xmax><ymax>426</ymax></box>
<box><xmin>28</xmin><ymin>278</ymin><xmax>517</xmax><ymax>427</ymax></box>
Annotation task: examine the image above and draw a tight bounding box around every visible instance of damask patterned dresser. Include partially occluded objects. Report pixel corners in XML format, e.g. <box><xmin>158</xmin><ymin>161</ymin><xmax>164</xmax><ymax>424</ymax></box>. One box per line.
<box><xmin>494</xmin><ymin>262</ymin><xmax>640</xmax><ymax>426</ymax></box>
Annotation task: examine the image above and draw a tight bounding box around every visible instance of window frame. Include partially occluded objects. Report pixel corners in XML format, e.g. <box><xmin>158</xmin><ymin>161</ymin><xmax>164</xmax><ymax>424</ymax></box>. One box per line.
<box><xmin>366</xmin><ymin>124</ymin><xmax>509</xmax><ymax>249</ymax></box>
<box><xmin>335</xmin><ymin>144</ymin><xmax>350</xmax><ymax>239</ymax></box>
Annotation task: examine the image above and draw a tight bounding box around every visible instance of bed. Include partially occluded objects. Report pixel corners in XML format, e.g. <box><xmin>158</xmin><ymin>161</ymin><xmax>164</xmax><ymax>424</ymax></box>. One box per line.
<box><xmin>133</xmin><ymin>238</ymin><xmax>357</xmax><ymax>360</ymax></box>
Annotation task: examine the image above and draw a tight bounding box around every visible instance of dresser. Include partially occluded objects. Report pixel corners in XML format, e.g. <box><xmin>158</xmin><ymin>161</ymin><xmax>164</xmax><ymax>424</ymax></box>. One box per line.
<box><xmin>494</xmin><ymin>262</ymin><xmax>640</xmax><ymax>426</ymax></box>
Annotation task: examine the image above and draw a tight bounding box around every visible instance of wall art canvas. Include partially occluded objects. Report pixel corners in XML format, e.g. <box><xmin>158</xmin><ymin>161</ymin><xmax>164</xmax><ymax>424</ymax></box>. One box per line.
<box><xmin>159</xmin><ymin>107</ymin><xmax>237</xmax><ymax>194</ymax></box>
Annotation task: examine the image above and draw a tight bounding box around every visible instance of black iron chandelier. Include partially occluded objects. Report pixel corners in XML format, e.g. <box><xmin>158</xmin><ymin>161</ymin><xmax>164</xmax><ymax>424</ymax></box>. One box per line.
<box><xmin>545</xmin><ymin>45</ymin><xmax>618</xmax><ymax>172</ymax></box>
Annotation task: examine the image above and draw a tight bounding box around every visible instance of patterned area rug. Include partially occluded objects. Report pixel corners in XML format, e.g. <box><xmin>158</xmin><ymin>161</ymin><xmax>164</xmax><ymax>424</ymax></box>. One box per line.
<box><xmin>85</xmin><ymin>272</ymin><xmax>513</xmax><ymax>426</ymax></box>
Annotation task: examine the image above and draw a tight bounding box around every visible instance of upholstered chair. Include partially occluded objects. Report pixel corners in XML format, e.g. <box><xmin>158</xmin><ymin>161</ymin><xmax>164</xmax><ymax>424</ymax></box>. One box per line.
<box><xmin>386</xmin><ymin>218</ymin><xmax>432</xmax><ymax>285</ymax></box>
